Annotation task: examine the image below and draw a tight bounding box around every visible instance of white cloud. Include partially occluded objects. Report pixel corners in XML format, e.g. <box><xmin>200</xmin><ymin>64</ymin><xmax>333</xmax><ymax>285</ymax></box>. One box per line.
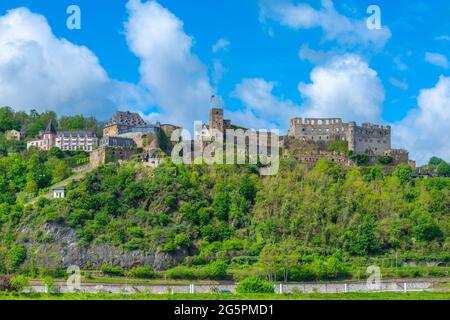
<box><xmin>260</xmin><ymin>0</ymin><xmax>391</xmax><ymax>49</ymax></box>
<box><xmin>212</xmin><ymin>38</ymin><xmax>230</xmax><ymax>53</ymax></box>
<box><xmin>389</xmin><ymin>77</ymin><xmax>409</xmax><ymax>90</ymax></box>
<box><xmin>394</xmin><ymin>76</ymin><xmax>450</xmax><ymax>164</ymax></box>
<box><xmin>298</xmin><ymin>45</ymin><xmax>327</xmax><ymax>64</ymax></box>
<box><xmin>0</xmin><ymin>7</ymin><xmax>150</xmax><ymax>119</ymax></box>
<box><xmin>231</xmin><ymin>78</ymin><xmax>299</xmax><ymax>130</ymax></box>
<box><xmin>211</xmin><ymin>59</ymin><xmax>227</xmax><ymax>87</ymax></box>
<box><xmin>125</xmin><ymin>0</ymin><xmax>213</xmax><ymax>129</ymax></box>
<box><xmin>425</xmin><ymin>52</ymin><xmax>449</xmax><ymax>69</ymax></box>
<box><xmin>298</xmin><ymin>54</ymin><xmax>385</xmax><ymax>123</ymax></box>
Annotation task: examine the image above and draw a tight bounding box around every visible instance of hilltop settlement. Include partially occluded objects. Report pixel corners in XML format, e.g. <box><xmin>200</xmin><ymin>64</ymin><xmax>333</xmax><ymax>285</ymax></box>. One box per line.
<box><xmin>22</xmin><ymin>97</ymin><xmax>415</xmax><ymax>171</ymax></box>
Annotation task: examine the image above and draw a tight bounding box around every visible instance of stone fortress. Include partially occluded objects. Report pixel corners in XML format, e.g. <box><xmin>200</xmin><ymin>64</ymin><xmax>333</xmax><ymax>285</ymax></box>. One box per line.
<box><xmin>288</xmin><ymin>117</ymin><xmax>391</xmax><ymax>155</ymax></box>
<box><xmin>92</xmin><ymin>101</ymin><xmax>412</xmax><ymax>169</ymax></box>
<box><xmin>287</xmin><ymin>116</ymin><xmax>411</xmax><ymax>167</ymax></box>
<box><xmin>26</xmin><ymin>96</ymin><xmax>413</xmax><ymax>169</ymax></box>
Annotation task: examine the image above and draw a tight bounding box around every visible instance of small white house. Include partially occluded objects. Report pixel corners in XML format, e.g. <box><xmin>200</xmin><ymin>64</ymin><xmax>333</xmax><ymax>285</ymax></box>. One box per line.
<box><xmin>53</xmin><ymin>187</ymin><xmax>66</xmax><ymax>199</ymax></box>
<box><xmin>147</xmin><ymin>149</ymin><xmax>163</xmax><ymax>168</ymax></box>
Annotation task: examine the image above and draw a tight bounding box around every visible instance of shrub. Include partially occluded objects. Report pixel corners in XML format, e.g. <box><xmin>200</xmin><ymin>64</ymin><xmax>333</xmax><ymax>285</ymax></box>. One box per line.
<box><xmin>378</xmin><ymin>155</ymin><xmax>393</xmax><ymax>165</ymax></box>
<box><xmin>350</xmin><ymin>154</ymin><xmax>369</xmax><ymax>166</ymax></box>
<box><xmin>236</xmin><ymin>276</ymin><xmax>274</xmax><ymax>294</ymax></box>
<box><xmin>289</xmin><ymin>265</ymin><xmax>317</xmax><ymax>282</ymax></box>
<box><xmin>100</xmin><ymin>265</ymin><xmax>124</xmax><ymax>276</ymax></box>
<box><xmin>125</xmin><ymin>266</ymin><xmax>156</xmax><ymax>279</ymax></box>
<box><xmin>43</xmin><ymin>276</ymin><xmax>57</xmax><ymax>293</ymax></box>
<box><xmin>9</xmin><ymin>245</ymin><xmax>26</xmax><ymax>269</ymax></box>
<box><xmin>10</xmin><ymin>275</ymin><xmax>29</xmax><ymax>292</ymax></box>
<box><xmin>327</xmin><ymin>141</ymin><xmax>348</xmax><ymax>154</ymax></box>
<box><xmin>165</xmin><ymin>266</ymin><xmax>197</xmax><ymax>280</ymax></box>
<box><xmin>205</xmin><ymin>260</ymin><xmax>228</xmax><ymax>280</ymax></box>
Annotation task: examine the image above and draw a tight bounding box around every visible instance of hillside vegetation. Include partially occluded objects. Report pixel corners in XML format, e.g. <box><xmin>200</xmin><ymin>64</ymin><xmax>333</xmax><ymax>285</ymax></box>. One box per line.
<box><xmin>0</xmin><ymin>156</ymin><xmax>448</xmax><ymax>281</ymax></box>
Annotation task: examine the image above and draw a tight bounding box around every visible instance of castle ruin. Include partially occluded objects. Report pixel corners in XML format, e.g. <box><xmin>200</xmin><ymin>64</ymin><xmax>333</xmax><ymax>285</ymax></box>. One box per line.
<box><xmin>288</xmin><ymin>117</ymin><xmax>392</xmax><ymax>155</ymax></box>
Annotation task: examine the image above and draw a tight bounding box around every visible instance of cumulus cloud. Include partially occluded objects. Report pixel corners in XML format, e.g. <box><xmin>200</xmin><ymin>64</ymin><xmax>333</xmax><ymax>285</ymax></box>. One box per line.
<box><xmin>231</xmin><ymin>78</ymin><xmax>299</xmax><ymax>130</ymax></box>
<box><xmin>212</xmin><ymin>38</ymin><xmax>230</xmax><ymax>53</ymax></box>
<box><xmin>425</xmin><ymin>52</ymin><xmax>449</xmax><ymax>69</ymax></box>
<box><xmin>394</xmin><ymin>76</ymin><xmax>450</xmax><ymax>164</ymax></box>
<box><xmin>125</xmin><ymin>0</ymin><xmax>213</xmax><ymax>129</ymax></box>
<box><xmin>298</xmin><ymin>54</ymin><xmax>385</xmax><ymax>123</ymax></box>
<box><xmin>0</xmin><ymin>7</ymin><xmax>150</xmax><ymax>119</ymax></box>
<box><xmin>232</xmin><ymin>55</ymin><xmax>384</xmax><ymax>130</ymax></box>
<box><xmin>259</xmin><ymin>0</ymin><xmax>391</xmax><ymax>49</ymax></box>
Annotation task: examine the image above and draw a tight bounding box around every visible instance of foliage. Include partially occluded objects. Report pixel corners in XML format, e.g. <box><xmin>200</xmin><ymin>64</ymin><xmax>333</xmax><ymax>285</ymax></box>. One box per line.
<box><xmin>10</xmin><ymin>275</ymin><xmax>29</xmax><ymax>292</ymax></box>
<box><xmin>100</xmin><ymin>265</ymin><xmax>124</xmax><ymax>277</ymax></box>
<box><xmin>429</xmin><ymin>157</ymin><xmax>445</xmax><ymax>166</ymax></box>
<box><xmin>349</xmin><ymin>153</ymin><xmax>369</xmax><ymax>165</ymax></box>
<box><xmin>378</xmin><ymin>155</ymin><xmax>393</xmax><ymax>165</ymax></box>
<box><xmin>125</xmin><ymin>266</ymin><xmax>156</xmax><ymax>279</ymax></box>
<box><xmin>327</xmin><ymin>141</ymin><xmax>348</xmax><ymax>154</ymax></box>
<box><xmin>236</xmin><ymin>276</ymin><xmax>274</xmax><ymax>294</ymax></box>
<box><xmin>393</xmin><ymin>164</ymin><xmax>413</xmax><ymax>184</ymax></box>
<box><xmin>436</xmin><ymin>161</ymin><xmax>450</xmax><ymax>177</ymax></box>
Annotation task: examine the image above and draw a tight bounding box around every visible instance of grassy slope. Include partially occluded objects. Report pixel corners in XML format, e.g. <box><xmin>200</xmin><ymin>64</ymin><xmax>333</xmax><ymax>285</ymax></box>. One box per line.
<box><xmin>0</xmin><ymin>292</ymin><xmax>449</xmax><ymax>300</ymax></box>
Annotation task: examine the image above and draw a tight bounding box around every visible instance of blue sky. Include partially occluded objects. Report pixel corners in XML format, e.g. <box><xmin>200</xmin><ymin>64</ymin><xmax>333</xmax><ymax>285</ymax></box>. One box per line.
<box><xmin>0</xmin><ymin>0</ymin><xmax>449</xmax><ymax>163</ymax></box>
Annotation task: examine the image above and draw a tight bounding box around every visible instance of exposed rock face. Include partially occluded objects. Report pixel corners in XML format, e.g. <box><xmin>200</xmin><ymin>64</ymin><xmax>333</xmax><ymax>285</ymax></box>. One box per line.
<box><xmin>20</xmin><ymin>223</ymin><xmax>185</xmax><ymax>271</ymax></box>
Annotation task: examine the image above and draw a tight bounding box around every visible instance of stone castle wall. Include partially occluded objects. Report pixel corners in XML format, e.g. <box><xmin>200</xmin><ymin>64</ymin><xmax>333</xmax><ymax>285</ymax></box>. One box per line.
<box><xmin>289</xmin><ymin>117</ymin><xmax>392</xmax><ymax>156</ymax></box>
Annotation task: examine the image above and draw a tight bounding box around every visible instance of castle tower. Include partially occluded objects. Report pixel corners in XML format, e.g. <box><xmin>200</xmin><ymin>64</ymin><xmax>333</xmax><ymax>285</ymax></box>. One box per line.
<box><xmin>209</xmin><ymin>95</ymin><xmax>224</xmax><ymax>133</ymax></box>
<box><xmin>347</xmin><ymin>121</ymin><xmax>356</xmax><ymax>152</ymax></box>
<box><xmin>42</xmin><ymin>119</ymin><xmax>57</xmax><ymax>150</ymax></box>
<box><xmin>209</xmin><ymin>108</ymin><xmax>224</xmax><ymax>132</ymax></box>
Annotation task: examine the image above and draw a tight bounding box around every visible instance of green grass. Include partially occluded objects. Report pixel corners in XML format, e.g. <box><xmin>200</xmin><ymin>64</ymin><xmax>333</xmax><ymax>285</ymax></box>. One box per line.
<box><xmin>0</xmin><ymin>291</ymin><xmax>449</xmax><ymax>300</ymax></box>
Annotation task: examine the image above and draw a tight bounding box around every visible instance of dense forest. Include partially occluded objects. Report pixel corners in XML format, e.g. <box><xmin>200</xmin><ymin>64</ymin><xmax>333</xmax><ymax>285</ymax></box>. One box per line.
<box><xmin>0</xmin><ymin>107</ymin><xmax>449</xmax><ymax>282</ymax></box>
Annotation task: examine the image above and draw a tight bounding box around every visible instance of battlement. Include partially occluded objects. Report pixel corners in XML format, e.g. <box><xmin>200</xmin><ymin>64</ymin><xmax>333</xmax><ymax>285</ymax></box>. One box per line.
<box><xmin>362</xmin><ymin>123</ymin><xmax>391</xmax><ymax>131</ymax></box>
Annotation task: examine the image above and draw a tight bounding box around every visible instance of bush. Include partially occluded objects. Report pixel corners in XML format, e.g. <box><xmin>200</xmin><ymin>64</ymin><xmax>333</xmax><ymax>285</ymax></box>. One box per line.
<box><xmin>165</xmin><ymin>266</ymin><xmax>197</xmax><ymax>280</ymax></box>
<box><xmin>350</xmin><ymin>154</ymin><xmax>369</xmax><ymax>166</ymax></box>
<box><xmin>236</xmin><ymin>276</ymin><xmax>274</xmax><ymax>294</ymax></box>
<box><xmin>43</xmin><ymin>276</ymin><xmax>57</xmax><ymax>293</ymax></box>
<box><xmin>9</xmin><ymin>245</ymin><xmax>26</xmax><ymax>269</ymax></box>
<box><xmin>100</xmin><ymin>265</ymin><xmax>124</xmax><ymax>276</ymax></box>
<box><xmin>205</xmin><ymin>260</ymin><xmax>228</xmax><ymax>280</ymax></box>
<box><xmin>125</xmin><ymin>266</ymin><xmax>156</xmax><ymax>279</ymax></box>
<box><xmin>289</xmin><ymin>265</ymin><xmax>317</xmax><ymax>282</ymax></box>
<box><xmin>378</xmin><ymin>155</ymin><xmax>393</xmax><ymax>165</ymax></box>
<box><xmin>10</xmin><ymin>275</ymin><xmax>29</xmax><ymax>292</ymax></box>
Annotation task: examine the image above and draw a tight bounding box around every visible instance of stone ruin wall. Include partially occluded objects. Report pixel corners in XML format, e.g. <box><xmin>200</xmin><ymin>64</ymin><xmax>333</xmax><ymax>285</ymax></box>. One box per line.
<box><xmin>289</xmin><ymin>118</ymin><xmax>348</xmax><ymax>143</ymax></box>
<box><xmin>350</xmin><ymin>123</ymin><xmax>391</xmax><ymax>155</ymax></box>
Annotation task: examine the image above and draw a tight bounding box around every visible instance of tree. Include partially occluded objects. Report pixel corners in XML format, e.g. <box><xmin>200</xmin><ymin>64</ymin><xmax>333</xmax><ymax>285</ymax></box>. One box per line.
<box><xmin>436</xmin><ymin>161</ymin><xmax>450</xmax><ymax>177</ymax></box>
<box><xmin>429</xmin><ymin>157</ymin><xmax>444</xmax><ymax>166</ymax></box>
<box><xmin>257</xmin><ymin>244</ymin><xmax>281</xmax><ymax>282</ymax></box>
<box><xmin>8</xmin><ymin>245</ymin><xmax>26</xmax><ymax>270</ymax></box>
<box><xmin>0</xmin><ymin>107</ymin><xmax>18</xmax><ymax>132</ymax></box>
<box><xmin>278</xmin><ymin>240</ymin><xmax>299</xmax><ymax>282</ymax></box>
<box><xmin>393</xmin><ymin>164</ymin><xmax>412</xmax><ymax>184</ymax></box>
<box><xmin>239</xmin><ymin>175</ymin><xmax>257</xmax><ymax>203</ymax></box>
<box><xmin>49</xmin><ymin>147</ymin><xmax>64</xmax><ymax>159</ymax></box>
<box><xmin>52</xmin><ymin>160</ymin><xmax>72</xmax><ymax>183</ymax></box>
